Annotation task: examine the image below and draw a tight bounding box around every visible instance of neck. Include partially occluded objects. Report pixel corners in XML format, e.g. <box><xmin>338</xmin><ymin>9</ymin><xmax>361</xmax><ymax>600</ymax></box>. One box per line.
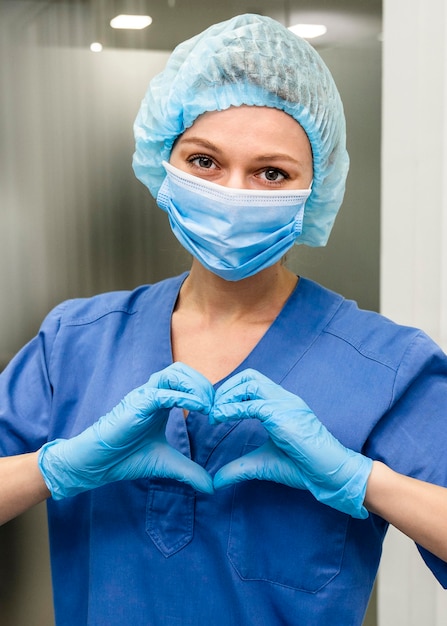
<box><xmin>176</xmin><ymin>260</ymin><xmax>299</xmax><ymax>323</ymax></box>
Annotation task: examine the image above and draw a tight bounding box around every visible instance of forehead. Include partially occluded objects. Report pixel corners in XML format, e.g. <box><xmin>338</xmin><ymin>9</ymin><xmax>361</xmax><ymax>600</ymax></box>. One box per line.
<box><xmin>178</xmin><ymin>106</ymin><xmax>312</xmax><ymax>157</ymax></box>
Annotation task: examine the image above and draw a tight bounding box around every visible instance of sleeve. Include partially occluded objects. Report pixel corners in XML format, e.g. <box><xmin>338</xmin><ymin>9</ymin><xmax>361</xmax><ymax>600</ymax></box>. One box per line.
<box><xmin>0</xmin><ymin>302</ymin><xmax>69</xmax><ymax>456</ymax></box>
<box><xmin>365</xmin><ymin>331</ymin><xmax>447</xmax><ymax>587</ymax></box>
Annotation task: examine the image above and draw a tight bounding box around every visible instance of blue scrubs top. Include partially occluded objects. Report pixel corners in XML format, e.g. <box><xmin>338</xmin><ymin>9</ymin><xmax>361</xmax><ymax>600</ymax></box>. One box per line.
<box><xmin>1</xmin><ymin>274</ymin><xmax>447</xmax><ymax>625</ymax></box>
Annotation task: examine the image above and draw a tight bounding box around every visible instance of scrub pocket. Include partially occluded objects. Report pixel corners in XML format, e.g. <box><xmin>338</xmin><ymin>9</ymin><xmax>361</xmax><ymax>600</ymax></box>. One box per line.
<box><xmin>227</xmin><ymin>446</ymin><xmax>350</xmax><ymax>592</ymax></box>
<box><xmin>146</xmin><ymin>482</ymin><xmax>195</xmax><ymax>557</ymax></box>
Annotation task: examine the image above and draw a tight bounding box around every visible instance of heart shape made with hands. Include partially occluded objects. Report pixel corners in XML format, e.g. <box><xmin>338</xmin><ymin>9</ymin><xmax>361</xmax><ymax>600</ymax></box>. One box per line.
<box><xmin>182</xmin><ymin>368</ymin><xmax>312</xmax><ymax>493</ymax></box>
<box><xmin>120</xmin><ymin>361</ymin><xmax>311</xmax><ymax>495</ymax></box>
<box><xmin>39</xmin><ymin>361</ymin><xmax>370</xmax><ymax>517</ymax></box>
<box><xmin>153</xmin><ymin>364</ymin><xmax>315</xmax><ymax>494</ymax></box>
<box><xmin>160</xmin><ymin>363</ymin><xmax>371</xmax><ymax>519</ymax></box>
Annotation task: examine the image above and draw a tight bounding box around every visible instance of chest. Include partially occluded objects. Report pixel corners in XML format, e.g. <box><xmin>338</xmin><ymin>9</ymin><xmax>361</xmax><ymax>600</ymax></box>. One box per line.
<box><xmin>171</xmin><ymin>313</ymin><xmax>271</xmax><ymax>384</ymax></box>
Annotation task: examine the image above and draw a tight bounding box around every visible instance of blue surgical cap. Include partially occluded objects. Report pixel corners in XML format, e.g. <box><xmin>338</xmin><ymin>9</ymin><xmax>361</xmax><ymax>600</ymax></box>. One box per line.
<box><xmin>133</xmin><ymin>13</ymin><xmax>349</xmax><ymax>247</ymax></box>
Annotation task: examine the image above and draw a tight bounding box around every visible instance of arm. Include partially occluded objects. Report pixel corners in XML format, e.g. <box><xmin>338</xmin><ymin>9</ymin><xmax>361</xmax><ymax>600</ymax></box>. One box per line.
<box><xmin>0</xmin><ymin>452</ymin><xmax>50</xmax><ymax>525</ymax></box>
<box><xmin>365</xmin><ymin>461</ymin><xmax>447</xmax><ymax>561</ymax></box>
<box><xmin>210</xmin><ymin>369</ymin><xmax>447</xmax><ymax>562</ymax></box>
<box><xmin>0</xmin><ymin>362</ymin><xmax>215</xmax><ymax>525</ymax></box>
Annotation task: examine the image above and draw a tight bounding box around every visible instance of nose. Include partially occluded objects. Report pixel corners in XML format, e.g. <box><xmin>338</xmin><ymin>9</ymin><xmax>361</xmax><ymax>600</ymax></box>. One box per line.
<box><xmin>220</xmin><ymin>168</ymin><xmax>248</xmax><ymax>189</ymax></box>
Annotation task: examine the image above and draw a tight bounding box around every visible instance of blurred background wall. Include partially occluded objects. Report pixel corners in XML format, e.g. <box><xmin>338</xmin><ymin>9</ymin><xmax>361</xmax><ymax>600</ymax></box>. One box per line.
<box><xmin>379</xmin><ymin>0</ymin><xmax>447</xmax><ymax>623</ymax></box>
<box><xmin>0</xmin><ymin>1</ymin><xmax>382</xmax><ymax>624</ymax></box>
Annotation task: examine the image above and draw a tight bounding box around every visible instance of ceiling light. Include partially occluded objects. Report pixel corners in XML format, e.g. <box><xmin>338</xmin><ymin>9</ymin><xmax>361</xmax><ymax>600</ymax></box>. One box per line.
<box><xmin>110</xmin><ymin>14</ymin><xmax>153</xmax><ymax>30</ymax></box>
<box><xmin>288</xmin><ymin>24</ymin><xmax>327</xmax><ymax>39</ymax></box>
<box><xmin>90</xmin><ymin>42</ymin><xmax>103</xmax><ymax>52</ymax></box>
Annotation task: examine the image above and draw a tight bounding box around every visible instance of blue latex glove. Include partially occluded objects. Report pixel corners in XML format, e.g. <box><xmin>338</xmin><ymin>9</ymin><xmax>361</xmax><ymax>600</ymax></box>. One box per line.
<box><xmin>210</xmin><ymin>369</ymin><xmax>373</xmax><ymax>519</ymax></box>
<box><xmin>38</xmin><ymin>362</ymin><xmax>215</xmax><ymax>499</ymax></box>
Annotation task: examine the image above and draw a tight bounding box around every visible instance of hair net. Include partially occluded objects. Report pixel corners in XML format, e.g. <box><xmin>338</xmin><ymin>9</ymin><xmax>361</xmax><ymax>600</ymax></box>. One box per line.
<box><xmin>133</xmin><ymin>13</ymin><xmax>349</xmax><ymax>247</ymax></box>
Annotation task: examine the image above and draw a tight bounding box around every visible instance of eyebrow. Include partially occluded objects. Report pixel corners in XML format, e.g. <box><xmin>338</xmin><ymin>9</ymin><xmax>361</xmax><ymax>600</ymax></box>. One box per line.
<box><xmin>176</xmin><ymin>137</ymin><xmax>223</xmax><ymax>153</ymax></box>
<box><xmin>176</xmin><ymin>137</ymin><xmax>304</xmax><ymax>165</ymax></box>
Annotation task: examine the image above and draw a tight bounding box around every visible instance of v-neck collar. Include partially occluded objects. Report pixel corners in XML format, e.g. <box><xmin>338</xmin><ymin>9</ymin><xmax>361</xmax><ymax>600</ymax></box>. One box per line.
<box><xmin>133</xmin><ymin>273</ymin><xmax>344</xmax><ymax>460</ymax></box>
<box><xmin>134</xmin><ymin>272</ymin><xmax>344</xmax><ymax>387</ymax></box>
<box><xmin>234</xmin><ymin>275</ymin><xmax>345</xmax><ymax>385</ymax></box>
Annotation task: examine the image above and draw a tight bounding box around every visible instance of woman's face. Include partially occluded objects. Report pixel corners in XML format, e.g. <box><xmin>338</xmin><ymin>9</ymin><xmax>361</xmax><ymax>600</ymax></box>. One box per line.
<box><xmin>169</xmin><ymin>106</ymin><xmax>313</xmax><ymax>191</ymax></box>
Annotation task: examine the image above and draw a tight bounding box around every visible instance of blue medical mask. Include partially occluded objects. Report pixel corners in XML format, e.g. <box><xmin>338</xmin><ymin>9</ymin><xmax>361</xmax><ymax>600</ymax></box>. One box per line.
<box><xmin>157</xmin><ymin>161</ymin><xmax>311</xmax><ymax>281</ymax></box>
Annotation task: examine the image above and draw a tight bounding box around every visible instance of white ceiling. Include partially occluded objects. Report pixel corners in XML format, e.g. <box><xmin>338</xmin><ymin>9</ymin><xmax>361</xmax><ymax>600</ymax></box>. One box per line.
<box><xmin>4</xmin><ymin>0</ymin><xmax>382</xmax><ymax>51</ymax></box>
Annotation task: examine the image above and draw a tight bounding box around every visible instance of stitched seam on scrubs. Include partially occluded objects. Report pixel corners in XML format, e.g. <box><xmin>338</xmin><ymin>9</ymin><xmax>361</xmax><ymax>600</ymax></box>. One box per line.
<box><xmin>146</xmin><ymin>485</ymin><xmax>195</xmax><ymax>557</ymax></box>
<box><xmin>276</xmin><ymin>297</ymin><xmax>347</xmax><ymax>386</ymax></box>
<box><xmin>322</xmin><ymin>328</ymin><xmax>402</xmax><ymax>371</ymax></box>
<box><xmin>3</xmin><ymin>302</ymin><xmax>68</xmax><ymax>440</ymax></box>
<box><xmin>62</xmin><ymin>309</ymin><xmax>138</xmax><ymax>327</ymax></box>
<box><xmin>41</xmin><ymin>303</ymin><xmax>68</xmax><ymax>417</ymax></box>
<box><xmin>203</xmin><ymin>420</ymin><xmax>241</xmax><ymax>466</ymax></box>
<box><xmin>388</xmin><ymin>331</ymin><xmax>436</xmax><ymax>408</ymax></box>
<box><xmin>226</xmin><ymin>473</ymin><xmax>350</xmax><ymax>592</ymax></box>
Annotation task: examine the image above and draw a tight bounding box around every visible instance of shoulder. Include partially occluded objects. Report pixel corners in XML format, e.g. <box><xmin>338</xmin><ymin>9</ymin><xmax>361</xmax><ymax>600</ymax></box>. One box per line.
<box><xmin>52</xmin><ymin>274</ymin><xmax>187</xmax><ymax>328</ymax></box>
<box><xmin>300</xmin><ymin>278</ymin><xmax>435</xmax><ymax>371</ymax></box>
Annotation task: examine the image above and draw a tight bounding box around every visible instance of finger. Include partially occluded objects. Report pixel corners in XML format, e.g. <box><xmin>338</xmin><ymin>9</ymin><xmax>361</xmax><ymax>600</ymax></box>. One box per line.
<box><xmin>151</xmin><ymin>388</ymin><xmax>214</xmax><ymax>413</ymax></box>
<box><xmin>148</xmin><ymin>362</ymin><xmax>215</xmax><ymax>412</ymax></box>
<box><xmin>213</xmin><ymin>375</ymin><xmax>283</xmax><ymax>413</ymax></box>
<box><xmin>124</xmin><ymin>386</ymin><xmax>213</xmax><ymax>417</ymax></box>
<box><xmin>210</xmin><ymin>398</ymin><xmax>273</xmax><ymax>425</ymax></box>
<box><xmin>214</xmin><ymin>369</ymin><xmax>273</xmax><ymax>401</ymax></box>
<box><xmin>96</xmin><ymin>388</ymin><xmax>211</xmax><ymax>449</ymax></box>
<box><xmin>213</xmin><ymin>446</ymin><xmax>273</xmax><ymax>489</ymax></box>
<box><xmin>151</xmin><ymin>446</ymin><xmax>214</xmax><ymax>494</ymax></box>
<box><xmin>214</xmin><ymin>442</ymin><xmax>307</xmax><ymax>491</ymax></box>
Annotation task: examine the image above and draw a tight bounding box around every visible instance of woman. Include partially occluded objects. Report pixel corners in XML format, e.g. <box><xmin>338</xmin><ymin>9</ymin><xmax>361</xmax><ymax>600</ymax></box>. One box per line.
<box><xmin>1</xmin><ymin>13</ymin><xmax>446</xmax><ymax>626</ymax></box>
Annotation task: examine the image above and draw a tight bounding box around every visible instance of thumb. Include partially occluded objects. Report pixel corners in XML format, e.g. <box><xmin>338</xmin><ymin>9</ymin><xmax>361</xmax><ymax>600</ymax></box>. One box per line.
<box><xmin>213</xmin><ymin>440</ymin><xmax>308</xmax><ymax>491</ymax></box>
<box><xmin>213</xmin><ymin>441</ymin><xmax>281</xmax><ymax>489</ymax></box>
<box><xmin>152</xmin><ymin>446</ymin><xmax>214</xmax><ymax>494</ymax></box>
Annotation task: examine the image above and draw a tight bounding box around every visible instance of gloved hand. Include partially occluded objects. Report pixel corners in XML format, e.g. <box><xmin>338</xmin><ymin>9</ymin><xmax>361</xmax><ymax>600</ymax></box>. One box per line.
<box><xmin>38</xmin><ymin>362</ymin><xmax>215</xmax><ymax>499</ymax></box>
<box><xmin>210</xmin><ymin>369</ymin><xmax>373</xmax><ymax>519</ymax></box>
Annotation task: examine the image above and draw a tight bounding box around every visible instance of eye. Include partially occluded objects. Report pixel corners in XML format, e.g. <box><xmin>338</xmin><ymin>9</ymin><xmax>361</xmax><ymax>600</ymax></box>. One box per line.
<box><xmin>258</xmin><ymin>168</ymin><xmax>288</xmax><ymax>183</ymax></box>
<box><xmin>188</xmin><ymin>155</ymin><xmax>216</xmax><ymax>170</ymax></box>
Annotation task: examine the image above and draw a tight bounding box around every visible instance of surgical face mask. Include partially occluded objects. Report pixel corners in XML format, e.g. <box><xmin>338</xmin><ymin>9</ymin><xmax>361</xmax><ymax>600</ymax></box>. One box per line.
<box><xmin>157</xmin><ymin>161</ymin><xmax>311</xmax><ymax>281</ymax></box>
